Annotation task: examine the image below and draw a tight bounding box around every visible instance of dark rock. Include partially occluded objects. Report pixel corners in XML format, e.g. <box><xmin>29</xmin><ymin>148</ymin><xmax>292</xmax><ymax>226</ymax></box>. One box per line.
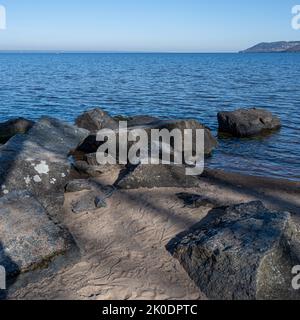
<box><xmin>0</xmin><ymin>191</ymin><xmax>72</xmax><ymax>276</ymax></box>
<box><xmin>127</xmin><ymin>115</ymin><xmax>160</xmax><ymax>127</ymax></box>
<box><xmin>70</xmin><ymin>190</ymin><xmax>109</xmax><ymax>214</ymax></box>
<box><xmin>71</xmin><ymin>193</ymin><xmax>97</xmax><ymax>214</ymax></box>
<box><xmin>0</xmin><ymin>117</ymin><xmax>89</xmax><ymax>217</ymax></box>
<box><xmin>167</xmin><ymin>201</ymin><xmax>300</xmax><ymax>300</ymax></box>
<box><xmin>218</xmin><ymin>108</ymin><xmax>281</xmax><ymax>137</ymax></box>
<box><xmin>74</xmin><ymin>134</ymin><xmax>100</xmax><ymax>154</ymax></box>
<box><xmin>176</xmin><ymin>192</ymin><xmax>218</xmax><ymax>208</ymax></box>
<box><xmin>65</xmin><ymin>179</ymin><xmax>93</xmax><ymax>193</ymax></box>
<box><xmin>72</xmin><ymin>158</ymin><xmax>123</xmax><ymax>177</ymax></box>
<box><xmin>132</xmin><ymin>119</ymin><xmax>217</xmax><ymax>156</ymax></box>
<box><xmin>95</xmin><ymin>196</ymin><xmax>107</xmax><ymax>208</ymax></box>
<box><xmin>75</xmin><ymin>118</ymin><xmax>217</xmax><ymax>158</ymax></box>
<box><xmin>0</xmin><ymin>117</ymin><xmax>34</xmax><ymax>144</ymax></box>
<box><xmin>114</xmin><ymin>115</ymin><xmax>159</xmax><ymax>127</ymax></box>
<box><xmin>72</xmin><ymin>160</ymin><xmax>106</xmax><ymax>177</ymax></box>
<box><xmin>75</xmin><ymin>108</ymin><xmax>118</xmax><ymax>132</ymax></box>
<box><xmin>117</xmin><ymin>164</ymin><xmax>200</xmax><ymax>189</ymax></box>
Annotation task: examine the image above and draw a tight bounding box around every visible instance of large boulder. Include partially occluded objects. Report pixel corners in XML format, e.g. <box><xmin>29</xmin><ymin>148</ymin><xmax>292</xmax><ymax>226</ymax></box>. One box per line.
<box><xmin>218</xmin><ymin>108</ymin><xmax>281</xmax><ymax>137</ymax></box>
<box><xmin>117</xmin><ymin>164</ymin><xmax>201</xmax><ymax>189</ymax></box>
<box><xmin>75</xmin><ymin>108</ymin><xmax>118</xmax><ymax>132</ymax></box>
<box><xmin>167</xmin><ymin>201</ymin><xmax>300</xmax><ymax>300</ymax></box>
<box><xmin>0</xmin><ymin>117</ymin><xmax>89</xmax><ymax>217</ymax></box>
<box><xmin>76</xmin><ymin>118</ymin><xmax>217</xmax><ymax>157</ymax></box>
<box><xmin>0</xmin><ymin>191</ymin><xmax>73</xmax><ymax>277</ymax></box>
<box><xmin>153</xmin><ymin>119</ymin><xmax>217</xmax><ymax>156</ymax></box>
<box><xmin>127</xmin><ymin>115</ymin><xmax>160</xmax><ymax>127</ymax></box>
<box><xmin>0</xmin><ymin>117</ymin><xmax>34</xmax><ymax>144</ymax></box>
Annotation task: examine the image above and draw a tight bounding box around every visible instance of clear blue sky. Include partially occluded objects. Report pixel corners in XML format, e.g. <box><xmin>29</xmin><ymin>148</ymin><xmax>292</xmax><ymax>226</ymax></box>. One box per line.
<box><xmin>0</xmin><ymin>0</ymin><xmax>299</xmax><ymax>52</ymax></box>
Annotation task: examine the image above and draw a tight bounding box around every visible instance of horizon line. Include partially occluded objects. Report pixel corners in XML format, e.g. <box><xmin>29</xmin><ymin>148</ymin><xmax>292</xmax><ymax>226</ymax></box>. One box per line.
<box><xmin>0</xmin><ymin>50</ymin><xmax>238</xmax><ymax>54</ymax></box>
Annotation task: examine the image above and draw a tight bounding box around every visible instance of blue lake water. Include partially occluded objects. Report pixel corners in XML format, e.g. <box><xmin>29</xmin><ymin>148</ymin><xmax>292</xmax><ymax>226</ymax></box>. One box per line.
<box><xmin>0</xmin><ymin>53</ymin><xmax>299</xmax><ymax>181</ymax></box>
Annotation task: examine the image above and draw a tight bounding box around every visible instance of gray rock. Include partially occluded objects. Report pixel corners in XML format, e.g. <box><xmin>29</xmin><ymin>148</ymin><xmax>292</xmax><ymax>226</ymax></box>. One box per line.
<box><xmin>76</xmin><ymin>118</ymin><xmax>217</xmax><ymax>158</ymax></box>
<box><xmin>0</xmin><ymin>191</ymin><xmax>72</xmax><ymax>276</ymax></box>
<box><xmin>152</xmin><ymin>119</ymin><xmax>217</xmax><ymax>156</ymax></box>
<box><xmin>127</xmin><ymin>115</ymin><xmax>160</xmax><ymax>127</ymax></box>
<box><xmin>0</xmin><ymin>117</ymin><xmax>34</xmax><ymax>144</ymax></box>
<box><xmin>65</xmin><ymin>179</ymin><xmax>94</xmax><ymax>193</ymax></box>
<box><xmin>95</xmin><ymin>196</ymin><xmax>107</xmax><ymax>208</ymax></box>
<box><xmin>117</xmin><ymin>164</ymin><xmax>200</xmax><ymax>189</ymax></box>
<box><xmin>167</xmin><ymin>201</ymin><xmax>300</xmax><ymax>300</ymax></box>
<box><xmin>0</xmin><ymin>117</ymin><xmax>89</xmax><ymax>217</ymax></box>
<box><xmin>72</xmin><ymin>158</ymin><xmax>123</xmax><ymax>177</ymax></box>
<box><xmin>85</xmin><ymin>153</ymin><xmax>125</xmax><ymax>173</ymax></box>
<box><xmin>70</xmin><ymin>191</ymin><xmax>109</xmax><ymax>214</ymax></box>
<box><xmin>218</xmin><ymin>108</ymin><xmax>281</xmax><ymax>137</ymax></box>
<box><xmin>113</xmin><ymin>114</ymin><xmax>159</xmax><ymax>127</ymax></box>
<box><xmin>75</xmin><ymin>108</ymin><xmax>118</xmax><ymax>132</ymax></box>
<box><xmin>176</xmin><ymin>192</ymin><xmax>219</xmax><ymax>208</ymax></box>
<box><xmin>71</xmin><ymin>193</ymin><xmax>97</xmax><ymax>214</ymax></box>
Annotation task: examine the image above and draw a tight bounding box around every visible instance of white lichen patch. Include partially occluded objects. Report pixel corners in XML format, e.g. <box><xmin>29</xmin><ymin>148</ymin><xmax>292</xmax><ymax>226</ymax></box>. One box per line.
<box><xmin>50</xmin><ymin>178</ymin><xmax>57</xmax><ymax>184</ymax></box>
<box><xmin>24</xmin><ymin>176</ymin><xmax>31</xmax><ymax>185</ymax></box>
<box><xmin>61</xmin><ymin>173</ymin><xmax>66</xmax><ymax>178</ymax></box>
<box><xmin>34</xmin><ymin>161</ymin><xmax>49</xmax><ymax>175</ymax></box>
<box><xmin>3</xmin><ymin>189</ymin><xmax>9</xmax><ymax>195</ymax></box>
<box><xmin>33</xmin><ymin>175</ymin><xmax>42</xmax><ymax>183</ymax></box>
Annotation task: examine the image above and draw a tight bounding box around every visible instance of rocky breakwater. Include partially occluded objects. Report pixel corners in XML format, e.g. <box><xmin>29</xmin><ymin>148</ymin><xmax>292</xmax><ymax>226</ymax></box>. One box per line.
<box><xmin>72</xmin><ymin>107</ymin><xmax>218</xmax><ymax>179</ymax></box>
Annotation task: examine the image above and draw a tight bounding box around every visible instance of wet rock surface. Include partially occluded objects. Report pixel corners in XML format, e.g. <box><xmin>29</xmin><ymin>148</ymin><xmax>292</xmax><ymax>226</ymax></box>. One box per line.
<box><xmin>218</xmin><ymin>108</ymin><xmax>281</xmax><ymax>137</ymax></box>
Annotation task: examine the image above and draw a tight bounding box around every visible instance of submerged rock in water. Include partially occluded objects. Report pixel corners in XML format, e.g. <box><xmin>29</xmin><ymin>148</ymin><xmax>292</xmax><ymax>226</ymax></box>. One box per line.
<box><xmin>167</xmin><ymin>201</ymin><xmax>300</xmax><ymax>300</ymax></box>
<box><xmin>75</xmin><ymin>107</ymin><xmax>118</xmax><ymax>132</ymax></box>
<box><xmin>218</xmin><ymin>108</ymin><xmax>281</xmax><ymax>137</ymax></box>
<box><xmin>0</xmin><ymin>117</ymin><xmax>34</xmax><ymax>144</ymax></box>
<box><xmin>0</xmin><ymin>191</ymin><xmax>73</xmax><ymax>277</ymax></box>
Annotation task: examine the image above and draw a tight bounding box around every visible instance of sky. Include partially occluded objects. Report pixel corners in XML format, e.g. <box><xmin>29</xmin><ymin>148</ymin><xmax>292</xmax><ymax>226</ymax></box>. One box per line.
<box><xmin>0</xmin><ymin>0</ymin><xmax>299</xmax><ymax>52</ymax></box>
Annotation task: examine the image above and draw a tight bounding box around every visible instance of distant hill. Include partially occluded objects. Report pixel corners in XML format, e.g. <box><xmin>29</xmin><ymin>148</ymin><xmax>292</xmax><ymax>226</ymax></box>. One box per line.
<box><xmin>240</xmin><ymin>41</ymin><xmax>300</xmax><ymax>53</ymax></box>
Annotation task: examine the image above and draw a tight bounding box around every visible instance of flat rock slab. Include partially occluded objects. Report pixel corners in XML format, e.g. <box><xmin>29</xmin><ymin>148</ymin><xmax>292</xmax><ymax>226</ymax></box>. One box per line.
<box><xmin>117</xmin><ymin>164</ymin><xmax>201</xmax><ymax>189</ymax></box>
<box><xmin>0</xmin><ymin>117</ymin><xmax>89</xmax><ymax>216</ymax></box>
<box><xmin>218</xmin><ymin>108</ymin><xmax>281</xmax><ymax>137</ymax></box>
<box><xmin>0</xmin><ymin>191</ymin><xmax>72</xmax><ymax>277</ymax></box>
<box><xmin>167</xmin><ymin>201</ymin><xmax>300</xmax><ymax>300</ymax></box>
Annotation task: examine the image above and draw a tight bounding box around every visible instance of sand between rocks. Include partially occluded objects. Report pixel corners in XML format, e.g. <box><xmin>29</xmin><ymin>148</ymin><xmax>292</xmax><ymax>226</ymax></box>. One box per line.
<box><xmin>7</xmin><ymin>169</ymin><xmax>300</xmax><ymax>300</ymax></box>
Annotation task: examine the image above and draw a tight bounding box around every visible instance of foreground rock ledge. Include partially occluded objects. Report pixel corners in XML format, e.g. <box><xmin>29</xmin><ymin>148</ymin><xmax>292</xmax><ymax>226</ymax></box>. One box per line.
<box><xmin>167</xmin><ymin>201</ymin><xmax>300</xmax><ymax>300</ymax></box>
<box><xmin>218</xmin><ymin>108</ymin><xmax>281</xmax><ymax>137</ymax></box>
<box><xmin>0</xmin><ymin>117</ymin><xmax>89</xmax><ymax>217</ymax></box>
<box><xmin>0</xmin><ymin>191</ymin><xmax>73</xmax><ymax>277</ymax></box>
